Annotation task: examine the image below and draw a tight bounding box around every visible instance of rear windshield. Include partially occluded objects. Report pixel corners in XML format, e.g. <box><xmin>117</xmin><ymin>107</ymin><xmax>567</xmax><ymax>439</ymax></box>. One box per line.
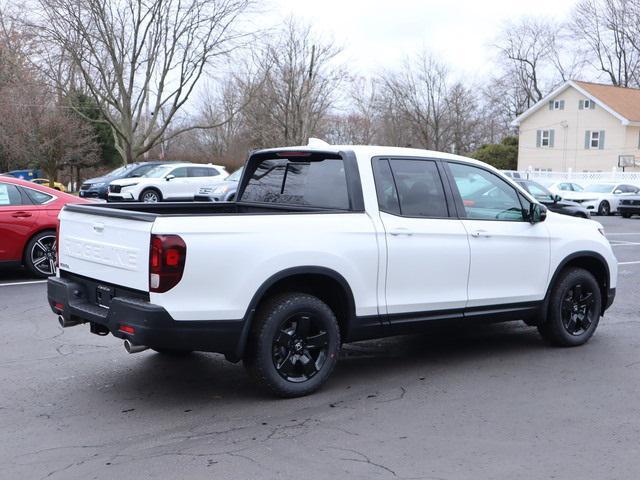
<box><xmin>240</xmin><ymin>154</ymin><xmax>350</xmax><ymax>209</ymax></box>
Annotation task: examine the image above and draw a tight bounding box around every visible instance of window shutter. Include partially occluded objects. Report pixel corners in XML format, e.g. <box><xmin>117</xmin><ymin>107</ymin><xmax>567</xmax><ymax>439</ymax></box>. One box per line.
<box><xmin>548</xmin><ymin>101</ymin><xmax>554</xmax><ymax>110</ymax></box>
<box><xmin>579</xmin><ymin>100</ymin><xmax>584</xmax><ymax>110</ymax></box>
<box><xmin>599</xmin><ymin>130</ymin><xmax>605</xmax><ymax>149</ymax></box>
<box><xmin>590</xmin><ymin>101</ymin><xmax>596</xmax><ymax>110</ymax></box>
<box><xmin>638</xmin><ymin>131</ymin><xmax>640</xmax><ymax>149</ymax></box>
<box><xmin>536</xmin><ymin>130</ymin><xmax>541</xmax><ymax>148</ymax></box>
<box><xmin>549</xmin><ymin>129</ymin><xmax>555</xmax><ymax>147</ymax></box>
<box><xmin>585</xmin><ymin>130</ymin><xmax>591</xmax><ymax>149</ymax></box>
<box><xmin>559</xmin><ymin>100</ymin><xmax>565</xmax><ymax>110</ymax></box>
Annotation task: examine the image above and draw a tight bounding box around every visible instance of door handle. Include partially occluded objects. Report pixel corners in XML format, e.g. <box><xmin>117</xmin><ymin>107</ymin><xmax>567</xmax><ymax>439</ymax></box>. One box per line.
<box><xmin>389</xmin><ymin>227</ymin><xmax>413</xmax><ymax>236</ymax></box>
<box><xmin>92</xmin><ymin>222</ymin><xmax>105</xmax><ymax>233</ymax></box>
<box><xmin>11</xmin><ymin>211</ymin><xmax>32</xmax><ymax>218</ymax></box>
<box><xmin>470</xmin><ymin>229</ymin><xmax>490</xmax><ymax>238</ymax></box>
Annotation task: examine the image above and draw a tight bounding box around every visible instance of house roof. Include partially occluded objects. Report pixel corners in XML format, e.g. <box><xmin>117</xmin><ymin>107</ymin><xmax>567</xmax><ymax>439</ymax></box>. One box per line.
<box><xmin>512</xmin><ymin>80</ymin><xmax>640</xmax><ymax>126</ymax></box>
<box><xmin>573</xmin><ymin>81</ymin><xmax>640</xmax><ymax>122</ymax></box>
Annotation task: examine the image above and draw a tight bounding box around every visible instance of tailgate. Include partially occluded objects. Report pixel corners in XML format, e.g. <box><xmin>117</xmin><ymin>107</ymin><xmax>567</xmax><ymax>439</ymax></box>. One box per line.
<box><xmin>58</xmin><ymin>205</ymin><xmax>154</xmax><ymax>291</ymax></box>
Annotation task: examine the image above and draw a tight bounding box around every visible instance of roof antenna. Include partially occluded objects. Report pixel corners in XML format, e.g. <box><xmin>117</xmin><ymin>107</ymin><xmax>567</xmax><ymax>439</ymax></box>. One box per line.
<box><xmin>307</xmin><ymin>138</ymin><xmax>330</xmax><ymax>147</ymax></box>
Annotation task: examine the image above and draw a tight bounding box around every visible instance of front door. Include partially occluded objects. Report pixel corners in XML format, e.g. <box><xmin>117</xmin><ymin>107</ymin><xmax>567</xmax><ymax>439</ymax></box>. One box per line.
<box><xmin>445</xmin><ymin>162</ymin><xmax>550</xmax><ymax>307</ymax></box>
<box><xmin>372</xmin><ymin>158</ymin><xmax>470</xmax><ymax>319</ymax></box>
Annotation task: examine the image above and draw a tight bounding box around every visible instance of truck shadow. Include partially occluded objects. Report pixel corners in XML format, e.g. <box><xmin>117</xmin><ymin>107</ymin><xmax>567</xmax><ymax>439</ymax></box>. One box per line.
<box><xmin>104</xmin><ymin>321</ymin><xmax>550</xmax><ymax>404</ymax></box>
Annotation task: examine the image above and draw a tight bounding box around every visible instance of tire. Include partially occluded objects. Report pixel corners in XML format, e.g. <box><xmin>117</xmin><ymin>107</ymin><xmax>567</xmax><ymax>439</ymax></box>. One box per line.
<box><xmin>244</xmin><ymin>292</ymin><xmax>341</xmax><ymax>398</ymax></box>
<box><xmin>538</xmin><ymin>268</ymin><xmax>602</xmax><ymax>347</ymax></box>
<box><xmin>597</xmin><ymin>201</ymin><xmax>610</xmax><ymax>216</ymax></box>
<box><xmin>24</xmin><ymin>230</ymin><xmax>57</xmax><ymax>278</ymax></box>
<box><xmin>140</xmin><ymin>188</ymin><xmax>162</xmax><ymax>203</ymax></box>
<box><xmin>622</xmin><ymin>212</ymin><xmax>632</xmax><ymax>219</ymax></box>
<box><xmin>151</xmin><ymin>348</ymin><xmax>193</xmax><ymax>357</ymax></box>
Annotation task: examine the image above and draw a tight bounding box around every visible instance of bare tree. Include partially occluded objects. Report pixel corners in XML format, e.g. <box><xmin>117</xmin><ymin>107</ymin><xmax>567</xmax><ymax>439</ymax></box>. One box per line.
<box><xmin>242</xmin><ymin>18</ymin><xmax>346</xmax><ymax>148</ymax></box>
<box><xmin>34</xmin><ymin>0</ymin><xmax>254</xmax><ymax>164</ymax></box>
<box><xmin>571</xmin><ymin>0</ymin><xmax>640</xmax><ymax>86</ymax></box>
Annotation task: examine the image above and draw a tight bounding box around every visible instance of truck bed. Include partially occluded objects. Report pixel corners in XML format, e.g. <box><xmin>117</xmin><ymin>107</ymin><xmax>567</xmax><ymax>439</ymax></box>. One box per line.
<box><xmin>66</xmin><ymin>201</ymin><xmax>347</xmax><ymax>220</ymax></box>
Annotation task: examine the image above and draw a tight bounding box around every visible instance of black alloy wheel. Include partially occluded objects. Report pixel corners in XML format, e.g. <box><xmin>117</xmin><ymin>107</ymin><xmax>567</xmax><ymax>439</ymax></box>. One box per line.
<box><xmin>272</xmin><ymin>313</ymin><xmax>329</xmax><ymax>383</ymax></box>
<box><xmin>560</xmin><ymin>283</ymin><xmax>595</xmax><ymax>336</ymax></box>
<box><xmin>598</xmin><ymin>201</ymin><xmax>610</xmax><ymax>216</ymax></box>
<box><xmin>25</xmin><ymin>232</ymin><xmax>57</xmax><ymax>277</ymax></box>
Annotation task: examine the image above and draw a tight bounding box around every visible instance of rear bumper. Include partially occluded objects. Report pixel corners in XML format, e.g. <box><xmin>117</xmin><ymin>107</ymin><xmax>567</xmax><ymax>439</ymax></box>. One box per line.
<box><xmin>47</xmin><ymin>275</ymin><xmax>245</xmax><ymax>359</ymax></box>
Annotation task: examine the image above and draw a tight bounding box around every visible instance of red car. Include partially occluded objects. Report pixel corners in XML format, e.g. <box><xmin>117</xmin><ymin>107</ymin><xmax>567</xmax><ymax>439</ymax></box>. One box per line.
<box><xmin>0</xmin><ymin>176</ymin><xmax>89</xmax><ymax>277</ymax></box>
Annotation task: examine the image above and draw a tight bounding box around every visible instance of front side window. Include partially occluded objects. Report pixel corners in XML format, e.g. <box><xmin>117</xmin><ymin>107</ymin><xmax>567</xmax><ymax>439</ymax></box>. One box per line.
<box><xmin>570</xmin><ymin>183</ymin><xmax>584</xmax><ymax>192</ymax></box>
<box><xmin>448</xmin><ymin>163</ymin><xmax>525</xmax><ymax>221</ymax></box>
<box><xmin>558</xmin><ymin>183</ymin><xmax>572</xmax><ymax>191</ymax></box>
<box><xmin>0</xmin><ymin>183</ymin><xmax>23</xmax><ymax>206</ymax></box>
<box><xmin>523</xmin><ymin>181</ymin><xmax>554</xmax><ymax>202</ymax></box>
<box><xmin>590</xmin><ymin>131</ymin><xmax>600</xmax><ymax>148</ymax></box>
<box><xmin>241</xmin><ymin>156</ymin><xmax>350</xmax><ymax>209</ymax></box>
<box><xmin>130</xmin><ymin>164</ymin><xmax>156</xmax><ymax>177</ymax></box>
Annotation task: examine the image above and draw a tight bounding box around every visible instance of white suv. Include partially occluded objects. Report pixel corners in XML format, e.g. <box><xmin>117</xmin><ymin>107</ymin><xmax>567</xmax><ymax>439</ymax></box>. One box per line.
<box><xmin>107</xmin><ymin>163</ymin><xmax>228</xmax><ymax>202</ymax></box>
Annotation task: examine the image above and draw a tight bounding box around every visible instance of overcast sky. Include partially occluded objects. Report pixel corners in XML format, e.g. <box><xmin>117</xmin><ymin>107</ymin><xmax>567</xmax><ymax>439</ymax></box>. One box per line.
<box><xmin>272</xmin><ymin>0</ymin><xmax>578</xmax><ymax>81</ymax></box>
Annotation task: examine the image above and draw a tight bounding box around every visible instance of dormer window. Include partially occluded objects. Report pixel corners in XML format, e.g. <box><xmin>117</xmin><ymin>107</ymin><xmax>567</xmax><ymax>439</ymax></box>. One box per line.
<box><xmin>584</xmin><ymin>99</ymin><xmax>592</xmax><ymax>109</ymax></box>
<box><xmin>580</xmin><ymin>99</ymin><xmax>595</xmax><ymax>110</ymax></box>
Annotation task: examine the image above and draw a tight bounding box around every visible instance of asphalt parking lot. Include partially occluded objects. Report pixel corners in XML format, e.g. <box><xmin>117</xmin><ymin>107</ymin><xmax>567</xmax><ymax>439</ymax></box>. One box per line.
<box><xmin>1</xmin><ymin>215</ymin><xmax>640</xmax><ymax>480</ymax></box>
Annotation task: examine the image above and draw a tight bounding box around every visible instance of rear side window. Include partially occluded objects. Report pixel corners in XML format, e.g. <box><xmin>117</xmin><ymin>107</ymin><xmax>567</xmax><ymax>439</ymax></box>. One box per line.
<box><xmin>241</xmin><ymin>156</ymin><xmax>350</xmax><ymax>209</ymax></box>
<box><xmin>388</xmin><ymin>159</ymin><xmax>448</xmax><ymax>217</ymax></box>
<box><xmin>170</xmin><ymin>167</ymin><xmax>188</xmax><ymax>178</ymax></box>
<box><xmin>0</xmin><ymin>183</ymin><xmax>23</xmax><ymax>206</ymax></box>
<box><xmin>188</xmin><ymin>167</ymin><xmax>219</xmax><ymax>177</ymax></box>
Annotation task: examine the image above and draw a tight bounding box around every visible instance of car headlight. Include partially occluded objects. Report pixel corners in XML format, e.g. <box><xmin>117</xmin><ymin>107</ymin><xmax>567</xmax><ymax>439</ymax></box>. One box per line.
<box><xmin>92</xmin><ymin>182</ymin><xmax>106</xmax><ymax>188</ymax></box>
<box><xmin>212</xmin><ymin>185</ymin><xmax>229</xmax><ymax>195</ymax></box>
<box><xmin>120</xmin><ymin>183</ymin><xmax>139</xmax><ymax>189</ymax></box>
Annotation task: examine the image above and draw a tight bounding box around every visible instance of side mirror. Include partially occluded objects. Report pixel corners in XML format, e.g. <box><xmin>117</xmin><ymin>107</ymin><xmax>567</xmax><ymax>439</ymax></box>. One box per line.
<box><xmin>553</xmin><ymin>194</ymin><xmax>562</xmax><ymax>202</ymax></box>
<box><xmin>166</xmin><ymin>174</ymin><xmax>175</xmax><ymax>181</ymax></box>
<box><xmin>529</xmin><ymin>203</ymin><xmax>547</xmax><ymax>223</ymax></box>
<box><xmin>614</xmin><ymin>189</ymin><xmax>623</xmax><ymax>194</ymax></box>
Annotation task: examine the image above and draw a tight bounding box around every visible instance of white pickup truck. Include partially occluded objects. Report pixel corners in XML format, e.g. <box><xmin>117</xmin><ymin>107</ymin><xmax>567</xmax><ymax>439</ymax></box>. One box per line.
<box><xmin>48</xmin><ymin>145</ymin><xmax>617</xmax><ymax>397</ymax></box>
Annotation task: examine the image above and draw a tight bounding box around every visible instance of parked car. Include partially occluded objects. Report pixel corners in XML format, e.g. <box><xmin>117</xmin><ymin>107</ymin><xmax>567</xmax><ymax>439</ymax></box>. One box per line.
<box><xmin>79</xmin><ymin>161</ymin><xmax>175</xmax><ymax>199</ymax></box>
<box><xmin>617</xmin><ymin>196</ymin><xmax>640</xmax><ymax>218</ymax></box>
<box><xmin>32</xmin><ymin>178</ymin><xmax>67</xmax><ymax>192</ymax></box>
<box><xmin>515</xmin><ymin>179</ymin><xmax>590</xmax><ymax>218</ymax></box>
<box><xmin>49</xmin><ymin>145</ymin><xmax>617</xmax><ymax>397</ymax></box>
<box><xmin>0</xmin><ymin>176</ymin><xmax>89</xmax><ymax>277</ymax></box>
<box><xmin>570</xmin><ymin>183</ymin><xmax>640</xmax><ymax>215</ymax></box>
<box><xmin>194</xmin><ymin>167</ymin><xmax>242</xmax><ymax>202</ymax></box>
<box><xmin>538</xmin><ymin>180</ymin><xmax>585</xmax><ymax>200</ymax></box>
<box><xmin>107</xmin><ymin>163</ymin><xmax>228</xmax><ymax>202</ymax></box>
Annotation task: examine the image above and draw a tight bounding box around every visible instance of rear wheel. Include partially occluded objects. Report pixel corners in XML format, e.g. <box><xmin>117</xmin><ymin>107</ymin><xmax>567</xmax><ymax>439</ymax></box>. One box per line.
<box><xmin>622</xmin><ymin>212</ymin><xmax>632</xmax><ymax>218</ymax></box>
<box><xmin>538</xmin><ymin>268</ymin><xmax>601</xmax><ymax>347</ymax></box>
<box><xmin>24</xmin><ymin>230</ymin><xmax>57</xmax><ymax>278</ymax></box>
<box><xmin>598</xmin><ymin>201</ymin><xmax>610</xmax><ymax>216</ymax></box>
<box><xmin>140</xmin><ymin>188</ymin><xmax>162</xmax><ymax>203</ymax></box>
<box><xmin>245</xmin><ymin>293</ymin><xmax>340</xmax><ymax>397</ymax></box>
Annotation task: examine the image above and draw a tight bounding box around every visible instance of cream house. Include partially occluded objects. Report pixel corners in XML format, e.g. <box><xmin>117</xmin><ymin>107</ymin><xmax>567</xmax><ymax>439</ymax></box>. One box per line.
<box><xmin>512</xmin><ymin>80</ymin><xmax>640</xmax><ymax>172</ymax></box>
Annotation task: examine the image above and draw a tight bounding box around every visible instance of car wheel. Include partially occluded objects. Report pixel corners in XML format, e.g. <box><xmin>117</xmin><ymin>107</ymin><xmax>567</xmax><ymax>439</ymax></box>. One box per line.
<box><xmin>622</xmin><ymin>212</ymin><xmax>632</xmax><ymax>218</ymax></box>
<box><xmin>24</xmin><ymin>230</ymin><xmax>57</xmax><ymax>278</ymax></box>
<box><xmin>597</xmin><ymin>201</ymin><xmax>610</xmax><ymax>216</ymax></box>
<box><xmin>245</xmin><ymin>292</ymin><xmax>341</xmax><ymax>398</ymax></box>
<box><xmin>140</xmin><ymin>189</ymin><xmax>161</xmax><ymax>203</ymax></box>
<box><xmin>538</xmin><ymin>268</ymin><xmax>602</xmax><ymax>347</ymax></box>
<box><xmin>151</xmin><ymin>348</ymin><xmax>193</xmax><ymax>357</ymax></box>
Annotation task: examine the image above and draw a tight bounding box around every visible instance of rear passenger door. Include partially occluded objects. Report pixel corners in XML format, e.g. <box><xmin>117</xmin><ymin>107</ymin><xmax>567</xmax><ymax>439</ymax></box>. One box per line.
<box><xmin>187</xmin><ymin>167</ymin><xmax>221</xmax><ymax>199</ymax></box>
<box><xmin>164</xmin><ymin>167</ymin><xmax>189</xmax><ymax>199</ymax></box>
<box><xmin>0</xmin><ymin>183</ymin><xmax>39</xmax><ymax>261</ymax></box>
<box><xmin>444</xmin><ymin>161</ymin><xmax>550</xmax><ymax>308</ymax></box>
<box><xmin>372</xmin><ymin>158</ymin><xmax>470</xmax><ymax>319</ymax></box>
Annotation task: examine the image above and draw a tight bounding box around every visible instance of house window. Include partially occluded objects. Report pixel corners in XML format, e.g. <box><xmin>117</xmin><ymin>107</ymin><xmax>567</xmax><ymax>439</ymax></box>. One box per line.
<box><xmin>541</xmin><ymin>130</ymin><xmax>550</xmax><ymax>147</ymax></box>
<box><xmin>554</xmin><ymin>100</ymin><xmax>561</xmax><ymax>109</ymax></box>
<box><xmin>548</xmin><ymin>100</ymin><xmax>565</xmax><ymax>110</ymax></box>
<box><xmin>590</xmin><ymin>131</ymin><xmax>600</xmax><ymax>148</ymax></box>
<box><xmin>584</xmin><ymin>99</ymin><xmax>592</xmax><ymax>109</ymax></box>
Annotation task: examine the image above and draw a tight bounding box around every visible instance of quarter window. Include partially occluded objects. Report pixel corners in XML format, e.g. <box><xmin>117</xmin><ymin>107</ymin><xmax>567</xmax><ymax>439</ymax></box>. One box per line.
<box><xmin>448</xmin><ymin>163</ymin><xmax>526</xmax><ymax>221</ymax></box>
<box><xmin>23</xmin><ymin>187</ymin><xmax>53</xmax><ymax>205</ymax></box>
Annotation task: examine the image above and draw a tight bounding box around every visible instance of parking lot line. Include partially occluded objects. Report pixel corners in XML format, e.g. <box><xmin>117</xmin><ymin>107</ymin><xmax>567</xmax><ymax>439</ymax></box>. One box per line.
<box><xmin>606</xmin><ymin>233</ymin><xmax>640</xmax><ymax>236</ymax></box>
<box><xmin>0</xmin><ymin>280</ymin><xmax>47</xmax><ymax>287</ymax></box>
<box><xmin>610</xmin><ymin>241</ymin><xmax>640</xmax><ymax>246</ymax></box>
<box><xmin>618</xmin><ymin>261</ymin><xmax>640</xmax><ymax>265</ymax></box>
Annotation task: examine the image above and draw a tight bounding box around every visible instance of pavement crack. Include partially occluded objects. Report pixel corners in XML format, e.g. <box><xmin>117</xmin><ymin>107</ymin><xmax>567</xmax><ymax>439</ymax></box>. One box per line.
<box><xmin>327</xmin><ymin>446</ymin><xmax>397</xmax><ymax>477</ymax></box>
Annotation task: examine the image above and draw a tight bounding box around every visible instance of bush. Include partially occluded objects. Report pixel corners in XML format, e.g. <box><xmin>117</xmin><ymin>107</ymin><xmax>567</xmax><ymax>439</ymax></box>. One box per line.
<box><xmin>471</xmin><ymin>136</ymin><xmax>518</xmax><ymax>170</ymax></box>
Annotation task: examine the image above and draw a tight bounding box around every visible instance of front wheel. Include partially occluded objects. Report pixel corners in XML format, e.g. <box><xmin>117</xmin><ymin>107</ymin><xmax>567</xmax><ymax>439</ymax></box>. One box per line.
<box><xmin>245</xmin><ymin>293</ymin><xmax>341</xmax><ymax>398</ymax></box>
<box><xmin>622</xmin><ymin>212</ymin><xmax>632</xmax><ymax>219</ymax></box>
<box><xmin>24</xmin><ymin>230</ymin><xmax>57</xmax><ymax>278</ymax></box>
<box><xmin>538</xmin><ymin>268</ymin><xmax>602</xmax><ymax>347</ymax></box>
<box><xmin>598</xmin><ymin>201</ymin><xmax>610</xmax><ymax>216</ymax></box>
<box><xmin>140</xmin><ymin>188</ymin><xmax>162</xmax><ymax>203</ymax></box>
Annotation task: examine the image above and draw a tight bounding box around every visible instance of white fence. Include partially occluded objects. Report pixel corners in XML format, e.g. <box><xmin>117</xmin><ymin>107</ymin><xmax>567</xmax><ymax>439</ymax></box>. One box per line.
<box><xmin>502</xmin><ymin>169</ymin><xmax>640</xmax><ymax>186</ymax></box>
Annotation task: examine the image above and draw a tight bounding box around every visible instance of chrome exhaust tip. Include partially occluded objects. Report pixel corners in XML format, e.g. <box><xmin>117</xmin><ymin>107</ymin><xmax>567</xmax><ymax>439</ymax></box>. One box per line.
<box><xmin>124</xmin><ymin>339</ymin><xmax>148</xmax><ymax>354</ymax></box>
<box><xmin>58</xmin><ymin>316</ymin><xmax>82</xmax><ymax>328</ymax></box>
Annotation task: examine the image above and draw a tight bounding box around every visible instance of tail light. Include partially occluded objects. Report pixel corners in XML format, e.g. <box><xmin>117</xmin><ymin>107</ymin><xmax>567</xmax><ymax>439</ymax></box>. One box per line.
<box><xmin>55</xmin><ymin>218</ymin><xmax>60</xmax><ymax>268</ymax></box>
<box><xmin>149</xmin><ymin>234</ymin><xmax>186</xmax><ymax>293</ymax></box>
